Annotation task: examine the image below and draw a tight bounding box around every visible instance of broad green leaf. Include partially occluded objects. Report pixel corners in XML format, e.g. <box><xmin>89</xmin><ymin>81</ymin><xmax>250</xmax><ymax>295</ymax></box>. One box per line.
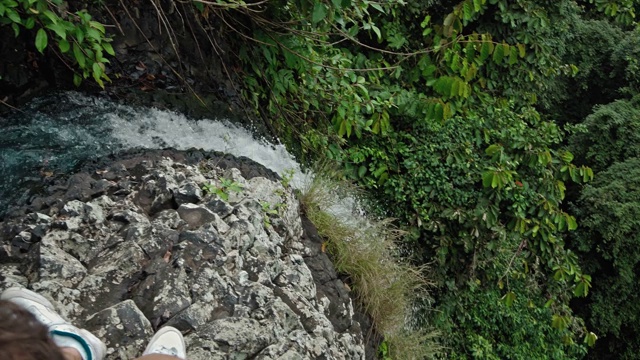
<box><xmin>73</xmin><ymin>43</ymin><xmax>86</xmax><ymax>67</ymax></box>
<box><xmin>485</xmin><ymin>144</ymin><xmax>502</xmax><ymax>156</ymax></box>
<box><xmin>35</xmin><ymin>28</ymin><xmax>48</xmax><ymax>53</ymax></box>
<box><xmin>46</xmin><ymin>22</ymin><xmax>67</xmax><ymax>39</ymax></box>
<box><xmin>358</xmin><ymin>165</ymin><xmax>367</xmax><ymax>178</ymax></box>
<box><xmin>480</xmin><ymin>41</ymin><xmax>491</xmax><ymax>61</ymax></box>
<box><xmin>465</xmin><ymin>41</ymin><xmax>475</xmax><ymax>62</ymax></box>
<box><xmin>561</xmin><ymin>151</ymin><xmax>574</xmax><ymax>163</ymax></box>
<box><xmin>492</xmin><ymin>43</ymin><xmax>504</xmax><ymax>63</ymax></box>
<box><xmin>86</xmin><ymin>28</ymin><xmax>101</xmax><ymax>41</ymax></box>
<box><xmin>584</xmin><ymin>332</ymin><xmax>598</xmax><ymax>347</ymax></box>
<box><xmin>552</xmin><ymin>314</ymin><xmax>569</xmax><ymax>330</ymax></box>
<box><xmin>89</xmin><ymin>21</ymin><xmax>105</xmax><ymax>34</ymax></box>
<box><xmin>24</xmin><ymin>17</ymin><xmax>35</xmax><ymax>29</ymax></box>
<box><xmin>370</xmin><ymin>3</ymin><xmax>384</xmax><ymax>13</ymax></box>
<box><xmin>102</xmin><ymin>42</ymin><xmax>115</xmax><ymax>56</ymax></box>
<box><xmin>482</xmin><ymin>171</ymin><xmax>494</xmax><ymax>187</ymax></box>
<box><xmin>42</xmin><ymin>10</ymin><xmax>58</xmax><ymax>24</ymax></box>
<box><xmin>502</xmin><ymin>291</ymin><xmax>516</xmax><ymax>307</ymax></box>
<box><xmin>462</xmin><ymin>1</ymin><xmax>472</xmax><ymax>21</ymax></box>
<box><xmin>311</xmin><ymin>3</ymin><xmax>328</xmax><ymax>24</ymax></box>
<box><xmin>58</xmin><ymin>39</ymin><xmax>70</xmax><ymax>53</ymax></box>
<box><xmin>92</xmin><ymin>62</ymin><xmax>103</xmax><ymax>79</ymax></box>
<box><xmin>6</xmin><ymin>8</ymin><xmax>20</xmax><ymax>23</ymax></box>
<box><xmin>443</xmin><ymin>13</ymin><xmax>454</xmax><ymax>27</ymax></box>
<box><xmin>509</xmin><ymin>46</ymin><xmax>518</xmax><ymax>64</ymax></box>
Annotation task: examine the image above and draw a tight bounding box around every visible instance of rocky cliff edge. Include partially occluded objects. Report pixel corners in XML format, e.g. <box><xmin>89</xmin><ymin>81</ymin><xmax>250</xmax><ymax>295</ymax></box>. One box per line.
<box><xmin>0</xmin><ymin>150</ymin><xmax>369</xmax><ymax>359</ymax></box>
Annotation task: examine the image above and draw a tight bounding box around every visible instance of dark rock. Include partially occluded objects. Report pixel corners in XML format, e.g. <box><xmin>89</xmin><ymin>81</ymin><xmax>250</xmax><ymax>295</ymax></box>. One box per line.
<box><xmin>174</xmin><ymin>181</ymin><xmax>203</xmax><ymax>205</ymax></box>
<box><xmin>205</xmin><ymin>199</ymin><xmax>234</xmax><ymax>218</ymax></box>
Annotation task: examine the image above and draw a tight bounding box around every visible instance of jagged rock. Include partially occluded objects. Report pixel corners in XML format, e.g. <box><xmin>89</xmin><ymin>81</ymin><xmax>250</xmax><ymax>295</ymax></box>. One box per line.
<box><xmin>177</xmin><ymin>203</ymin><xmax>218</xmax><ymax>229</ymax></box>
<box><xmin>85</xmin><ymin>300</ymin><xmax>155</xmax><ymax>359</ymax></box>
<box><xmin>175</xmin><ymin>181</ymin><xmax>203</xmax><ymax>205</ymax></box>
<box><xmin>0</xmin><ymin>151</ymin><xmax>371</xmax><ymax>359</ymax></box>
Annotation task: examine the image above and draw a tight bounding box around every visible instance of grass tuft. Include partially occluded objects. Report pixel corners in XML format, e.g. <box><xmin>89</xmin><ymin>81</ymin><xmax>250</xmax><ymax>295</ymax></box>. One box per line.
<box><xmin>298</xmin><ymin>172</ymin><xmax>441</xmax><ymax>359</ymax></box>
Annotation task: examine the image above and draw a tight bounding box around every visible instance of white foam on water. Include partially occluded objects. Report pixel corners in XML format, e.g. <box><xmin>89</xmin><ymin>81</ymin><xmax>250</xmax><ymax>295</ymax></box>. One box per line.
<box><xmin>105</xmin><ymin>106</ymin><xmax>314</xmax><ymax>188</ymax></box>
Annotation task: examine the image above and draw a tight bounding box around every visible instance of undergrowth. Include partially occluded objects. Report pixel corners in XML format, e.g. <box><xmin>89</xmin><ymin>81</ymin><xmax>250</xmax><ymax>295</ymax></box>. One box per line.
<box><xmin>298</xmin><ymin>171</ymin><xmax>441</xmax><ymax>359</ymax></box>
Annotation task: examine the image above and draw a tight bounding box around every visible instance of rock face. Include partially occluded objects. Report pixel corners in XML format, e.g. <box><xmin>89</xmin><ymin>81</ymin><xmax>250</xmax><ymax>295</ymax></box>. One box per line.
<box><xmin>0</xmin><ymin>151</ymin><xmax>367</xmax><ymax>359</ymax></box>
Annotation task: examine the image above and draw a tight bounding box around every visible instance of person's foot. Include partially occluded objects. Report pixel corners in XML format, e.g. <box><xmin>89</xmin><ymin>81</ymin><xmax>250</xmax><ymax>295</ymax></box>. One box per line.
<box><xmin>143</xmin><ymin>326</ymin><xmax>187</xmax><ymax>359</ymax></box>
<box><xmin>1</xmin><ymin>287</ymin><xmax>106</xmax><ymax>360</ymax></box>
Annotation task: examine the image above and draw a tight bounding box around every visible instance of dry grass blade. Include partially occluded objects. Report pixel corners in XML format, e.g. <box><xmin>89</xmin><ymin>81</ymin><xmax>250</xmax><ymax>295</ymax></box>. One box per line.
<box><xmin>299</xmin><ymin>171</ymin><xmax>441</xmax><ymax>359</ymax></box>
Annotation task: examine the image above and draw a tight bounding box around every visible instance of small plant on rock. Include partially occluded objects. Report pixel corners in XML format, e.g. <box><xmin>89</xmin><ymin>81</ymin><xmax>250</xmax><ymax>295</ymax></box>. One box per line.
<box><xmin>202</xmin><ymin>177</ymin><xmax>243</xmax><ymax>201</ymax></box>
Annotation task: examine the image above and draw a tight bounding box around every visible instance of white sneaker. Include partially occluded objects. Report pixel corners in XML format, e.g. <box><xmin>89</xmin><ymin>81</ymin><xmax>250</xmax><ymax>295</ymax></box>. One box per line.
<box><xmin>1</xmin><ymin>287</ymin><xmax>106</xmax><ymax>360</ymax></box>
<box><xmin>143</xmin><ymin>326</ymin><xmax>187</xmax><ymax>359</ymax></box>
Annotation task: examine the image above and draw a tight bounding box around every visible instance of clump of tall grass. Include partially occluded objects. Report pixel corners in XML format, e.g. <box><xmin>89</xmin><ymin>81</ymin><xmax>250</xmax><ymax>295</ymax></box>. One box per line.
<box><xmin>298</xmin><ymin>172</ymin><xmax>441</xmax><ymax>359</ymax></box>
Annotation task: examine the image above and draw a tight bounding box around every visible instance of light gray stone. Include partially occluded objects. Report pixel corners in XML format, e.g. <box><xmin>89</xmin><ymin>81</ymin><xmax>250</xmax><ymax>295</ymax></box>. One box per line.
<box><xmin>177</xmin><ymin>203</ymin><xmax>218</xmax><ymax>229</ymax></box>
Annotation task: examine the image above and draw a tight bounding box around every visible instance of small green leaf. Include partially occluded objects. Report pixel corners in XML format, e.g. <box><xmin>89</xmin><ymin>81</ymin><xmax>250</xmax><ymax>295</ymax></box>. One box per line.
<box><xmin>480</xmin><ymin>41</ymin><xmax>491</xmax><ymax>61</ymax></box>
<box><xmin>370</xmin><ymin>3</ymin><xmax>384</xmax><ymax>13</ymax></box>
<box><xmin>58</xmin><ymin>39</ymin><xmax>70</xmax><ymax>53</ymax></box>
<box><xmin>6</xmin><ymin>8</ymin><xmax>20</xmax><ymax>23</ymax></box>
<box><xmin>552</xmin><ymin>314</ymin><xmax>569</xmax><ymax>330</ymax></box>
<box><xmin>462</xmin><ymin>1</ymin><xmax>472</xmax><ymax>21</ymax></box>
<box><xmin>42</xmin><ymin>10</ymin><xmax>58</xmax><ymax>24</ymax></box>
<box><xmin>86</xmin><ymin>28</ymin><xmax>101</xmax><ymax>41</ymax></box>
<box><xmin>502</xmin><ymin>291</ymin><xmax>516</xmax><ymax>307</ymax></box>
<box><xmin>102</xmin><ymin>42</ymin><xmax>115</xmax><ymax>56</ymax></box>
<box><xmin>46</xmin><ymin>22</ymin><xmax>67</xmax><ymax>39</ymax></box>
<box><xmin>482</xmin><ymin>171</ymin><xmax>494</xmax><ymax>187</ymax></box>
<box><xmin>35</xmin><ymin>28</ymin><xmax>48</xmax><ymax>53</ymax></box>
<box><xmin>492</xmin><ymin>43</ymin><xmax>505</xmax><ymax>63</ymax></box>
<box><xmin>24</xmin><ymin>17</ymin><xmax>35</xmax><ymax>29</ymax></box>
<box><xmin>73</xmin><ymin>73</ymin><xmax>82</xmax><ymax>87</ymax></box>
<box><xmin>509</xmin><ymin>46</ymin><xmax>518</xmax><ymax>64</ymax></box>
<box><xmin>584</xmin><ymin>332</ymin><xmax>597</xmax><ymax>347</ymax></box>
<box><xmin>73</xmin><ymin>43</ymin><xmax>86</xmax><ymax>67</ymax></box>
<box><xmin>358</xmin><ymin>165</ymin><xmax>367</xmax><ymax>178</ymax></box>
<box><xmin>89</xmin><ymin>20</ymin><xmax>105</xmax><ymax>34</ymax></box>
<box><xmin>311</xmin><ymin>3</ymin><xmax>328</xmax><ymax>24</ymax></box>
<box><xmin>485</xmin><ymin>144</ymin><xmax>502</xmax><ymax>156</ymax></box>
<box><xmin>11</xmin><ymin>22</ymin><xmax>20</xmax><ymax>37</ymax></box>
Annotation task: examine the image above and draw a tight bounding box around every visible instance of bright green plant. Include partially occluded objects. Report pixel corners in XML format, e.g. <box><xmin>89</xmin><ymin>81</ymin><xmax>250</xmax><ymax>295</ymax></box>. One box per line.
<box><xmin>0</xmin><ymin>0</ymin><xmax>114</xmax><ymax>87</ymax></box>
<box><xmin>280</xmin><ymin>168</ymin><xmax>296</xmax><ymax>188</ymax></box>
<box><xmin>259</xmin><ymin>200</ymin><xmax>280</xmax><ymax>227</ymax></box>
<box><xmin>202</xmin><ymin>177</ymin><xmax>243</xmax><ymax>201</ymax></box>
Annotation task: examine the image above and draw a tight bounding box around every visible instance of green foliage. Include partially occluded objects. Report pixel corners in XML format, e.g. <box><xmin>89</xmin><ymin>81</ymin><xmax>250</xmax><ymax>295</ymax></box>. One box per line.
<box><xmin>434</xmin><ymin>279</ymin><xmax>589</xmax><ymax>359</ymax></box>
<box><xmin>202</xmin><ymin>177</ymin><xmax>243</xmax><ymax>201</ymax></box>
<box><xmin>226</xmin><ymin>0</ymin><xmax>601</xmax><ymax>356</ymax></box>
<box><xmin>581</xmin><ymin>0</ymin><xmax>639</xmax><ymax>25</ymax></box>
<box><xmin>569</xmin><ymin>97</ymin><xmax>640</xmax><ymax>171</ymax></box>
<box><xmin>0</xmin><ymin>0</ymin><xmax>113</xmax><ymax>87</ymax></box>
<box><xmin>571</xmin><ymin>157</ymin><xmax>640</xmax><ymax>359</ymax></box>
<box><xmin>541</xmin><ymin>19</ymin><xmax>640</xmax><ymax>123</ymax></box>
